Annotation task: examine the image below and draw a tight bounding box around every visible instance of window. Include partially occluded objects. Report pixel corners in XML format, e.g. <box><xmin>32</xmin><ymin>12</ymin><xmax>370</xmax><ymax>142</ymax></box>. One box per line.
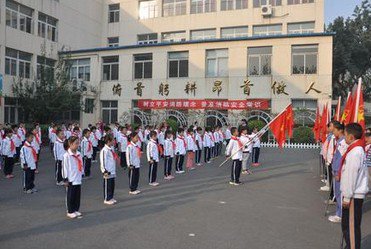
<box><xmin>162</xmin><ymin>31</ymin><xmax>186</xmax><ymax>43</ymax></box>
<box><xmin>221</xmin><ymin>26</ymin><xmax>248</xmax><ymax>39</ymax></box>
<box><xmin>163</xmin><ymin>0</ymin><xmax>186</xmax><ymax>17</ymax></box>
<box><xmin>4</xmin><ymin>97</ymin><xmax>19</xmax><ymax>124</ymax></box>
<box><xmin>38</xmin><ymin>12</ymin><xmax>58</xmax><ymax>41</ymax></box>
<box><xmin>139</xmin><ymin>0</ymin><xmax>158</xmax><ymax>19</ymax></box>
<box><xmin>69</xmin><ymin>58</ymin><xmax>91</xmax><ymax>81</ymax></box>
<box><xmin>137</xmin><ymin>33</ymin><xmax>158</xmax><ymax>44</ymax></box>
<box><xmin>190</xmin><ymin>29</ymin><xmax>216</xmax><ymax>41</ymax></box>
<box><xmin>102</xmin><ymin>56</ymin><xmax>119</xmax><ymax>81</ymax></box>
<box><xmin>221</xmin><ymin>0</ymin><xmax>248</xmax><ymax>10</ymax></box>
<box><xmin>37</xmin><ymin>56</ymin><xmax>55</xmax><ymax>79</ymax></box>
<box><xmin>206</xmin><ymin>49</ymin><xmax>228</xmax><ymax>77</ymax></box>
<box><xmin>253</xmin><ymin>24</ymin><xmax>282</xmax><ymax>36</ymax></box>
<box><xmin>288</xmin><ymin>22</ymin><xmax>315</xmax><ymax>34</ymax></box>
<box><xmin>191</xmin><ymin>0</ymin><xmax>216</xmax><ymax>14</ymax></box>
<box><xmin>253</xmin><ymin>0</ymin><xmax>281</xmax><ymax>7</ymax></box>
<box><xmin>101</xmin><ymin>101</ymin><xmax>118</xmax><ymax>124</ymax></box>
<box><xmin>134</xmin><ymin>54</ymin><xmax>153</xmax><ymax>79</ymax></box>
<box><xmin>84</xmin><ymin>98</ymin><xmax>94</xmax><ymax>114</ymax></box>
<box><xmin>5</xmin><ymin>48</ymin><xmax>32</xmax><ymax>78</ymax></box>
<box><xmin>6</xmin><ymin>0</ymin><xmax>33</xmax><ymax>34</ymax></box>
<box><xmin>292</xmin><ymin>99</ymin><xmax>317</xmax><ymax>110</ymax></box>
<box><xmin>292</xmin><ymin>45</ymin><xmax>318</xmax><ymax>74</ymax></box>
<box><xmin>248</xmin><ymin>46</ymin><xmax>272</xmax><ymax>76</ymax></box>
<box><xmin>288</xmin><ymin>0</ymin><xmax>314</xmax><ymax>5</ymax></box>
<box><xmin>108</xmin><ymin>4</ymin><xmax>120</xmax><ymax>23</ymax></box>
<box><xmin>168</xmin><ymin>52</ymin><xmax>189</xmax><ymax>78</ymax></box>
<box><xmin>108</xmin><ymin>37</ymin><xmax>119</xmax><ymax>47</ymax></box>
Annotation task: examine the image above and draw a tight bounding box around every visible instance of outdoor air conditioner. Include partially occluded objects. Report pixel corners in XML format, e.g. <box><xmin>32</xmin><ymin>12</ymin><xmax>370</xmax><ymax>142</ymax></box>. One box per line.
<box><xmin>261</xmin><ymin>5</ymin><xmax>272</xmax><ymax>16</ymax></box>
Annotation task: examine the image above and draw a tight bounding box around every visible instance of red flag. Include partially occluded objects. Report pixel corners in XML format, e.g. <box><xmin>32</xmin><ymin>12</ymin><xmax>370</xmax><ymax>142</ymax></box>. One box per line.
<box><xmin>353</xmin><ymin>78</ymin><xmax>365</xmax><ymax>130</ymax></box>
<box><xmin>285</xmin><ymin>104</ymin><xmax>294</xmax><ymax>138</ymax></box>
<box><xmin>269</xmin><ymin>111</ymin><xmax>287</xmax><ymax>148</ymax></box>
<box><xmin>334</xmin><ymin>96</ymin><xmax>341</xmax><ymax>121</ymax></box>
<box><xmin>320</xmin><ymin>104</ymin><xmax>329</xmax><ymax>143</ymax></box>
<box><xmin>312</xmin><ymin>105</ymin><xmax>321</xmax><ymax>142</ymax></box>
<box><xmin>341</xmin><ymin>88</ymin><xmax>356</xmax><ymax>125</ymax></box>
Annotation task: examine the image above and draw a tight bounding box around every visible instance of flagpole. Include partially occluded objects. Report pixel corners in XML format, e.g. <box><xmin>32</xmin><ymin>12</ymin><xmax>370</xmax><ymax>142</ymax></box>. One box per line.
<box><xmin>336</xmin><ymin>96</ymin><xmax>341</xmax><ymax>121</ymax></box>
<box><xmin>353</xmin><ymin>78</ymin><xmax>362</xmax><ymax>123</ymax></box>
<box><xmin>218</xmin><ymin>103</ymin><xmax>292</xmax><ymax>168</ymax></box>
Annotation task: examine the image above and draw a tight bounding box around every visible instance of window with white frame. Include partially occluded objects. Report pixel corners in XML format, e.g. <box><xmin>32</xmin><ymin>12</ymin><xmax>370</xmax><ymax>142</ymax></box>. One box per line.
<box><xmin>134</xmin><ymin>54</ymin><xmax>153</xmax><ymax>79</ymax></box>
<box><xmin>288</xmin><ymin>22</ymin><xmax>315</xmax><ymax>34</ymax></box>
<box><xmin>137</xmin><ymin>33</ymin><xmax>158</xmax><ymax>44</ymax></box>
<box><xmin>190</xmin><ymin>29</ymin><xmax>216</xmax><ymax>41</ymax></box>
<box><xmin>253</xmin><ymin>24</ymin><xmax>282</xmax><ymax>36</ymax></box>
<box><xmin>253</xmin><ymin>0</ymin><xmax>281</xmax><ymax>7</ymax></box>
<box><xmin>162</xmin><ymin>31</ymin><xmax>186</xmax><ymax>43</ymax></box>
<box><xmin>5</xmin><ymin>47</ymin><xmax>32</xmax><ymax>78</ymax></box>
<box><xmin>292</xmin><ymin>45</ymin><xmax>318</xmax><ymax>74</ymax></box>
<box><xmin>248</xmin><ymin>46</ymin><xmax>272</xmax><ymax>76</ymax></box>
<box><xmin>168</xmin><ymin>52</ymin><xmax>189</xmax><ymax>78</ymax></box>
<box><xmin>206</xmin><ymin>49</ymin><xmax>228</xmax><ymax>77</ymax></box>
<box><xmin>38</xmin><ymin>12</ymin><xmax>58</xmax><ymax>41</ymax></box>
<box><xmin>37</xmin><ymin>56</ymin><xmax>55</xmax><ymax>79</ymax></box>
<box><xmin>163</xmin><ymin>0</ymin><xmax>187</xmax><ymax>17</ymax></box>
<box><xmin>139</xmin><ymin>0</ymin><xmax>158</xmax><ymax>19</ymax></box>
<box><xmin>191</xmin><ymin>0</ymin><xmax>216</xmax><ymax>14</ymax></box>
<box><xmin>101</xmin><ymin>101</ymin><xmax>118</xmax><ymax>124</ymax></box>
<box><xmin>69</xmin><ymin>58</ymin><xmax>91</xmax><ymax>81</ymax></box>
<box><xmin>221</xmin><ymin>0</ymin><xmax>248</xmax><ymax>11</ymax></box>
<box><xmin>4</xmin><ymin>97</ymin><xmax>19</xmax><ymax>124</ymax></box>
<box><xmin>108</xmin><ymin>37</ymin><xmax>119</xmax><ymax>47</ymax></box>
<box><xmin>102</xmin><ymin>56</ymin><xmax>119</xmax><ymax>81</ymax></box>
<box><xmin>108</xmin><ymin>4</ymin><xmax>120</xmax><ymax>23</ymax></box>
<box><xmin>288</xmin><ymin>0</ymin><xmax>314</xmax><ymax>5</ymax></box>
<box><xmin>84</xmin><ymin>98</ymin><xmax>94</xmax><ymax>114</ymax></box>
<box><xmin>292</xmin><ymin>99</ymin><xmax>317</xmax><ymax>109</ymax></box>
<box><xmin>221</xmin><ymin>26</ymin><xmax>248</xmax><ymax>39</ymax></box>
<box><xmin>6</xmin><ymin>0</ymin><xmax>33</xmax><ymax>33</ymax></box>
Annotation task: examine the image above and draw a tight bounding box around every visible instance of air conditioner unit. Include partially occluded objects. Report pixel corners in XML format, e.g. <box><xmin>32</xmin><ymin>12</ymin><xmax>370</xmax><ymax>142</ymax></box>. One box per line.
<box><xmin>261</xmin><ymin>5</ymin><xmax>272</xmax><ymax>16</ymax></box>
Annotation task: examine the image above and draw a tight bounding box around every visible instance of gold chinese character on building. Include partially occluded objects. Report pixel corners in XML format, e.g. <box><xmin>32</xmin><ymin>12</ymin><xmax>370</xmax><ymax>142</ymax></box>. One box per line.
<box><xmin>134</xmin><ymin>82</ymin><xmax>145</xmax><ymax>97</ymax></box>
<box><xmin>159</xmin><ymin>82</ymin><xmax>169</xmax><ymax>96</ymax></box>
<box><xmin>240</xmin><ymin>79</ymin><xmax>254</xmax><ymax>96</ymax></box>
<box><xmin>271</xmin><ymin>81</ymin><xmax>289</xmax><ymax>95</ymax></box>
<box><xmin>185</xmin><ymin>81</ymin><xmax>197</xmax><ymax>96</ymax></box>
<box><xmin>305</xmin><ymin>82</ymin><xmax>322</xmax><ymax>94</ymax></box>
<box><xmin>212</xmin><ymin>80</ymin><xmax>222</xmax><ymax>96</ymax></box>
<box><xmin>112</xmin><ymin>83</ymin><xmax>122</xmax><ymax>97</ymax></box>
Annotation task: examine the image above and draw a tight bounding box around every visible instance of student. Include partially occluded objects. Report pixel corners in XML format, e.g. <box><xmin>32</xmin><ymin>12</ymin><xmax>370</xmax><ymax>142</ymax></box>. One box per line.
<box><xmin>158</xmin><ymin>126</ymin><xmax>166</xmax><ymax>157</ymax></box>
<box><xmin>209</xmin><ymin>127</ymin><xmax>216</xmax><ymax>159</ymax></box>
<box><xmin>100</xmin><ymin>134</ymin><xmax>118</xmax><ymax>204</ymax></box>
<box><xmin>31</xmin><ymin>126</ymin><xmax>41</xmax><ymax>162</ymax></box>
<box><xmin>53</xmin><ymin>129</ymin><xmax>66</xmax><ymax>185</ymax></box>
<box><xmin>136</xmin><ymin>126</ymin><xmax>144</xmax><ymax>151</ymax></box>
<box><xmin>365</xmin><ymin>131</ymin><xmax>371</xmax><ymax>190</ymax></box>
<box><xmin>328</xmin><ymin>122</ymin><xmax>347</xmax><ymax>223</ymax></box>
<box><xmin>147</xmin><ymin>130</ymin><xmax>160</xmax><ymax>186</ymax></box>
<box><xmin>12</xmin><ymin>125</ymin><xmax>22</xmax><ymax>161</ymax></box>
<box><xmin>18</xmin><ymin>123</ymin><xmax>26</xmax><ymax>144</ymax></box>
<box><xmin>225</xmin><ymin>127</ymin><xmax>243</xmax><ymax>185</ymax></box>
<box><xmin>62</xmin><ymin>136</ymin><xmax>83</xmax><ymax>219</ymax></box>
<box><xmin>126</xmin><ymin>132</ymin><xmax>142</xmax><ymax>194</ymax></box>
<box><xmin>239</xmin><ymin>126</ymin><xmax>252</xmax><ymax>175</ymax></box>
<box><xmin>49</xmin><ymin>124</ymin><xmax>58</xmax><ymax>152</ymax></box>
<box><xmin>175</xmin><ymin>128</ymin><xmax>186</xmax><ymax>174</ymax></box>
<box><xmin>163</xmin><ymin>130</ymin><xmax>175</xmax><ymax>180</ymax></box>
<box><xmin>2</xmin><ymin>129</ymin><xmax>16</xmax><ymax>178</ymax></box>
<box><xmin>225</xmin><ymin>126</ymin><xmax>232</xmax><ymax>146</ymax></box>
<box><xmin>203</xmin><ymin>127</ymin><xmax>212</xmax><ymax>164</ymax></box>
<box><xmin>186</xmin><ymin>128</ymin><xmax>196</xmax><ymax>171</ymax></box>
<box><xmin>117</xmin><ymin>126</ymin><xmax>128</xmax><ymax>169</ymax></box>
<box><xmin>20</xmin><ymin>132</ymin><xmax>38</xmax><ymax>194</ymax></box>
<box><xmin>213</xmin><ymin>127</ymin><xmax>221</xmax><ymax>157</ymax></box>
<box><xmin>251</xmin><ymin>127</ymin><xmax>261</xmax><ymax>167</ymax></box>
<box><xmin>90</xmin><ymin>126</ymin><xmax>100</xmax><ymax>162</ymax></box>
<box><xmin>195</xmin><ymin>127</ymin><xmax>203</xmax><ymax>166</ymax></box>
<box><xmin>340</xmin><ymin>123</ymin><xmax>369</xmax><ymax>249</ymax></box>
<box><xmin>81</xmin><ymin>129</ymin><xmax>93</xmax><ymax>178</ymax></box>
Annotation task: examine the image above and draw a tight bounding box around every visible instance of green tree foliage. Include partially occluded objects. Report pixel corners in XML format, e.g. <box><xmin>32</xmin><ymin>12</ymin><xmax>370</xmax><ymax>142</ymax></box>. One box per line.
<box><xmin>291</xmin><ymin>126</ymin><xmax>315</xmax><ymax>144</ymax></box>
<box><xmin>327</xmin><ymin>0</ymin><xmax>371</xmax><ymax>100</ymax></box>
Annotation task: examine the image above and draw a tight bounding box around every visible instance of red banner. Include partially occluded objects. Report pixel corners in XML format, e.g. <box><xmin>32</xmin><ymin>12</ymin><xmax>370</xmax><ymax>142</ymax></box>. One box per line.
<box><xmin>137</xmin><ymin>99</ymin><xmax>270</xmax><ymax>110</ymax></box>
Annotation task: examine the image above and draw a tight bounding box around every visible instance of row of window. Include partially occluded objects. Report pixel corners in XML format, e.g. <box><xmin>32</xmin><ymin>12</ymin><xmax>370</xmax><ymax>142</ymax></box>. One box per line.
<box><xmin>5</xmin><ymin>0</ymin><xmax>58</xmax><ymax>41</ymax></box>
<box><xmin>110</xmin><ymin>0</ymin><xmax>314</xmax><ymax>21</ymax></box>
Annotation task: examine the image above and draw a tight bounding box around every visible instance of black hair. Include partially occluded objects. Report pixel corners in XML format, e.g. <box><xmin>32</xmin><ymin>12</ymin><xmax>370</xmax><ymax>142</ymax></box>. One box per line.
<box><xmin>11</xmin><ymin>124</ymin><xmax>18</xmax><ymax>129</ymax></box>
<box><xmin>104</xmin><ymin>133</ymin><xmax>114</xmax><ymax>144</ymax></box>
<box><xmin>91</xmin><ymin>126</ymin><xmax>97</xmax><ymax>131</ymax></box>
<box><xmin>130</xmin><ymin>132</ymin><xmax>138</xmax><ymax>140</ymax></box>
<box><xmin>345</xmin><ymin>123</ymin><xmax>363</xmax><ymax>140</ymax></box>
<box><xmin>197</xmin><ymin>127</ymin><xmax>202</xmax><ymax>132</ymax></box>
<box><xmin>63</xmin><ymin>139</ymin><xmax>69</xmax><ymax>150</ymax></box>
<box><xmin>239</xmin><ymin>125</ymin><xmax>248</xmax><ymax>133</ymax></box>
<box><xmin>68</xmin><ymin>136</ymin><xmax>80</xmax><ymax>146</ymax></box>
<box><xmin>187</xmin><ymin>127</ymin><xmax>193</xmax><ymax>133</ymax></box>
<box><xmin>150</xmin><ymin>130</ymin><xmax>157</xmax><ymax>138</ymax></box>
<box><xmin>73</xmin><ymin>126</ymin><xmax>80</xmax><ymax>131</ymax></box>
<box><xmin>104</xmin><ymin>126</ymin><xmax>111</xmax><ymax>132</ymax></box>
<box><xmin>25</xmin><ymin>132</ymin><xmax>33</xmax><ymax>139</ymax></box>
<box><xmin>165</xmin><ymin>130</ymin><xmax>173</xmax><ymax>137</ymax></box>
<box><xmin>177</xmin><ymin>127</ymin><xmax>184</xmax><ymax>133</ymax></box>
<box><xmin>82</xmin><ymin>128</ymin><xmax>90</xmax><ymax>136</ymax></box>
<box><xmin>56</xmin><ymin>128</ymin><xmax>64</xmax><ymax>135</ymax></box>
<box><xmin>332</xmin><ymin>121</ymin><xmax>344</xmax><ymax>131</ymax></box>
<box><xmin>231</xmin><ymin>127</ymin><xmax>238</xmax><ymax>135</ymax></box>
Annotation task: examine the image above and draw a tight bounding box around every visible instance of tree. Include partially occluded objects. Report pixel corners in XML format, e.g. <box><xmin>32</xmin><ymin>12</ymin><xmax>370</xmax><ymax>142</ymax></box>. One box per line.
<box><xmin>327</xmin><ymin>0</ymin><xmax>371</xmax><ymax>101</ymax></box>
<box><xmin>12</xmin><ymin>48</ymin><xmax>82</xmax><ymax>124</ymax></box>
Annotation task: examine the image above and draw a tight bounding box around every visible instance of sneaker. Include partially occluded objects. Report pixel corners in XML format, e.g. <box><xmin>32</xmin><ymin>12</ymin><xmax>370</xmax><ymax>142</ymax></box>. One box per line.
<box><xmin>189</xmin><ymin>167</ymin><xmax>196</xmax><ymax>171</ymax></box>
<box><xmin>320</xmin><ymin>186</ymin><xmax>330</xmax><ymax>191</ymax></box>
<box><xmin>321</xmin><ymin>179</ymin><xmax>327</xmax><ymax>183</ymax></box>
<box><xmin>234</xmin><ymin>182</ymin><xmax>242</xmax><ymax>186</ymax></box>
<box><xmin>135</xmin><ymin>190</ymin><xmax>141</xmax><ymax>194</ymax></box>
<box><xmin>32</xmin><ymin>188</ymin><xmax>38</xmax><ymax>193</ymax></box>
<box><xmin>168</xmin><ymin>175</ymin><xmax>175</xmax><ymax>179</ymax></box>
<box><xmin>75</xmin><ymin>211</ymin><xmax>83</xmax><ymax>217</ymax></box>
<box><xmin>129</xmin><ymin>191</ymin><xmax>139</xmax><ymax>195</ymax></box>
<box><xmin>9</xmin><ymin>174</ymin><xmax>15</xmax><ymax>178</ymax></box>
<box><xmin>328</xmin><ymin>215</ymin><xmax>341</xmax><ymax>223</ymax></box>
<box><xmin>207</xmin><ymin>161</ymin><xmax>211</xmax><ymax>164</ymax></box>
<box><xmin>67</xmin><ymin>212</ymin><xmax>77</xmax><ymax>219</ymax></box>
<box><xmin>5</xmin><ymin>175</ymin><xmax>12</xmax><ymax>179</ymax></box>
<box><xmin>149</xmin><ymin>182</ymin><xmax>159</xmax><ymax>186</ymax></box>
<box><xmin>196</xmin><ymin>163</ymin><xmax>202</xmax><ymax>166</ymax></box>
<box><xmin>111</xmin><ymin>199</ymin><xmax>117</xmax><ymax>204</ymax></box>
<box><xmin>175</xmin><ymin>171</ymin><xmax>181</xmax><ymax>174</ymax></box>
<box><xmin>35</xmin><ymin>170</ymin><xmax>39</xmax><ymax>174</ymax></box>
<box><xmin>325</xmin><ymin>199</ymin><xmax>336</xmax><ymax>205</ymax></box>
<box><xmin>164</xmin><ymin>176</ymin><xmax>171</xmax><ymax>180</ymax></box>
<box><xmin>229</xmin><ymin>181</ymin><xmax>235</xmax><ymax>185</ymax></box>
<box><xmin>24</xmin><ymin>189</ymin><xmax>33</xmax><ymax>194</ymax></box>
<box><xmin>57</xmin><ymin>181</ymin><xmax>64</xmax><ymax>186</ymax></box>
<box><xmin>179</xmin><ymin>170</ymin><xmax>185</xmax><ymax>173</ymax></box>
<box><xmin>104</xmin><ymin>200</ymin><xmax>115</xmax><ymax>205</ymax></box>
<box><xmin>241</xmin><ymin>170</ymin><xmax>248</xmax><ymax>175</ymax></box>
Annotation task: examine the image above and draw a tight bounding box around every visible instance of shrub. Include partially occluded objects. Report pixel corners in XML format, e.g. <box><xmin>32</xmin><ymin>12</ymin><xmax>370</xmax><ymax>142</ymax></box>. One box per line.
<box><xmin>291</xmin><ymin>126</ymin><xmax>315</xmax><ymax>144</ymax></box>
<box><xmin>166</xmin><ymin>118</ymin><xmax>178</xmax><ymax>132</ymax></box>
<box><xmin>247</xmin><ymin>119</ymin><xmax>268</xmax><ymax>142</ymax></box>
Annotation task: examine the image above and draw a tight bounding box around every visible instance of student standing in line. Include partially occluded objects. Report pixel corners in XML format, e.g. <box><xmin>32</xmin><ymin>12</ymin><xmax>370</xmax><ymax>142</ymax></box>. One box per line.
<box><xmin>118</xmin><ymin>126</ymin><xmax>128</xmax><ymax>169</ymax></box>
<box><xmin>90</xmin><ymin>126</ymin><xmax>100</xmax><ymax>162</ymax></box>
<box><xmin>186</xmin><ymin>128</ymin><xmax>196</xmax><ymax>171</ymax></box>
<box><xmin>53</xmin><ymin>129</ymin><xmax>66</xmax><ymax>185</ymax></box>
<box><xmin>147</xmin><ymin>130</ymin><xmax>160</xmax><ymax>186</ymax></box>
<box><xmin>81</xmin><ymin>129</ymin><xmax>93</xmax><ymax>178</ymax></box>
<box><xmin>2</xmin><ymin>129</ymin><xmax>16</xmax><ymax>178</ymax></box>
<box><xmin>251</xmin><ymin>127</ymin><xmax>261</xmax><ymax>167</ymax></box>
<box><xmin>203</xmin><ymin>127</ymin><xmax>212</xmax><ymax>164</ymax></box>
<box><xmin>126</xmin><ymin>132</ymin><xmax>142</xmax><ymax>195</ymax></box>
<box><xmin>225</xmin><ymin>127</ymin><xmax>243</xmax><ymax>186</ymax></box>
<box><xmin>100</xmin><ymin>134</ymin><xmax>118</xmax><ymax>204</ymax></box>
<box><xmin>175</xmin><ymin>128</ymin><xmax>186</xmax><ymax>174</ymax></box>
<box><xmin>20</xmin><ymin>132</ymin><xmax>38</xmax><ymax>194</ymax></box>
<box><xmin>195</xmin><ymin>127</ymin><xmax>203</xmax><ymax>166</ymax></box>
<box><xmin>163</xmin><ymin>130</ymin><xmax>175</xmax><ymax>180</ymax></box>
<box><xmin>239</xmin><ymin>126</ymin><xmax>252</xmax><ymax>175</ymax></box>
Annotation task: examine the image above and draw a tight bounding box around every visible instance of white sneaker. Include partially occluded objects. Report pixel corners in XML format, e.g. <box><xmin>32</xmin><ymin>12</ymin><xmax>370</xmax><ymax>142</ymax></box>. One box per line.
<box><xmin>179</xmin><ymin>170</ymin><xmax>185</xmax><ymax>174</ymax></box>
<box><xmin>175</xmin><ymin>171</ymin><xmax>181</xmax><ymax>174</ymax></box>
<box><xmin>321</xmin><ymin>179</ymin><xmax>327</xmax><ymax>183</ymax></box>
<box><xmin>75</xmin><ymin>211</ymin><xmax>82</xmax><ymax>217</ymax></box>
<box><xmin>67</xmin><ymin>213</ymin><xmax>77</xmax><ymax>219</ymax></box>
<box><xmin>111</xmin><ymin>199</ymin><xmax>117</xmax><ymax>204</ymax></box>
<box><xmin>149</xmin><ymin>182</ymin><xmax>159</xmax><ymax>186</ymax></box>
<box><xmin>229</xmin><ymin>181</ymin><xmax>235</xmax><ymax>185</ymax></box>
<box><xmin>320</xmin><ymin>186</ymin><xmax>330</xmax><ymax>191</ymax></box>
<box><xmin>129</xmin><ymin>191</ymin><xmax>139</xmax><ymax>195</ymax></box>
<box><xmin>135</xmin><ymin>190</ymin><xmax>141</xmax><ymax>194</ymax></box>
<box><xmin>24</xmin><ymin>189</ymin><xmax>33</xmax><ymax>194</ymax></box>
<box><xmin>328</xmin><ymin>215</ymin><xmax>341</xmax><ymax>223</ymax></box>
<box><xmin>104</xmin><ymin>200</ymin><xmax>115</xmax><ymax>205</ymax></box>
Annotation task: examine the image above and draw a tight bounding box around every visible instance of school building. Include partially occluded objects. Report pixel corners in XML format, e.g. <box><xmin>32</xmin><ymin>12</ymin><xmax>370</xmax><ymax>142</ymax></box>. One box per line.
<box><xmin>0</xmin><ymin>0</ymin><xmax>333</xmax><ymax>128</ymax></box>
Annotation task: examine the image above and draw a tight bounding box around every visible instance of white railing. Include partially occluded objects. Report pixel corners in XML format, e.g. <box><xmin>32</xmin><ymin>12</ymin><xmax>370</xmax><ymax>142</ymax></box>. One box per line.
<box><xmin>261</xmin><ymin>142</ymin><xmax>320</xmax><ymax>149</ymax></box>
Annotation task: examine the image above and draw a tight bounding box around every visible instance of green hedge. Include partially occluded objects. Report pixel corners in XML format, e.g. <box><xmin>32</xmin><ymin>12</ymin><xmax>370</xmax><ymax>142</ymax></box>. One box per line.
<box><xmin>291</xmin><ymin>126</ymin><xmax>315</xmax><ymax>144</ymax></box>
<box><xmin>247</xmin><ymin>119</ymin><xmax>268</xmax><ymax>142</ymax></box>
<box><xmin>166</xmin><ymin>119</ymin><xmax>178</xmax><ymax>132</ymax></box>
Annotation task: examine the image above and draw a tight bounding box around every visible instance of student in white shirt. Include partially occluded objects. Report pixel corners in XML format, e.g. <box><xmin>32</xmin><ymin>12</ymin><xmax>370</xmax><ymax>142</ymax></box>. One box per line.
<box><xmin>163</xmin><ymin>130</ymin><xmax>175</xmax><ymax>180</ymax></box>
<box><xmin>203</xmin><ymin>127</ymin><xmax>212</xmax><ymax>163</ymax></box>
<box><xmin>225</xmin><ymin>126</ymin><xmax>232</xmax><ymax>146</ymax></box>
<box><xmin>239</xmin><ymin>126</ymin><xmax>252</xmax><ymax>175</ymax></box>
<box><xmin>147</xmin><ymin>131</ymin><xmax>160</xmax><ymax>186</ymax></box>
<box><xmin>225</xmin><ymin>127</ymin><xmax>243</xmax><ymax>185</ymax></box>
<box><xmin>31</xmin><ymin>126</ymin><xmax>41</xmax><ymax>163</ymax></box>
<box><xmin>195</xmin><ymin>127</ymin><xmax>203</xmax><ymax>166</ymax></box>
<box><xmin>100</xmin><ymin>134</ymin><xmax>118</xmax><ymax>204</ymax></box>
<box><xmin>251</xmin><ymin>127</ymin><xmax>261</xmax><ymax>166</ymax></box>
<box><xmin>118</xmin><ymin>126</ymin><xmax>128</xmax><ymax>169</ymax></box>
<box><xmin>2</xmin><ymin>129</ymin><xmax>16</xmax><ymax>178</ymax></box>
<box><xmin>53</xmin><ymin>129</ymin><xmax>66</xmax><ymax>185</ymax></box>
<box><xmin>49</xmin><ymin>124</ymin><xmax>58</xmax><ymax>153</ymax></box>
<box><xmin>175</xmin><ymin>128</ymin><xmax>187</xmax><ymax>174</ymax></box>
<box><xmin>126</xmin><ymin>132</ymin><xmax>142</xmax><ymax>194</ymax></box>
<box><xmin>62</xmin><ymin>136</ymin><xmax>83</xmax><ymax>219</ymax></box>
<box><xmin>12</xmin><ymin>125</ymin><xmax>22</xmax><ymax>161</ymax></box>
<box><xmin>89</xmin><ymin>126</ymin><xmax>99</xmax><ymax>162</ymax></box>
<box><xmin>136</xmin><ymin>126</ymin><xmax>144</xmax><ymax>151</ymax></box>
<box><xmin>20</xmin><ymin>133</ymin><xmax>38</xmax><ymax>193</ymax></box>
<box><xmin>81</xmin><ymin>129</ymin><xmax>93</xmax><ymax>178</ymax></box>
<box><xmin>186</xmin><ymin>128</ymin><xmax>197</xmax><ymax>170</ymax></box>
<box><xmin>213</xmin><ymin>127</ymin><xmax>221</xmax><ymax>157</ymax></box>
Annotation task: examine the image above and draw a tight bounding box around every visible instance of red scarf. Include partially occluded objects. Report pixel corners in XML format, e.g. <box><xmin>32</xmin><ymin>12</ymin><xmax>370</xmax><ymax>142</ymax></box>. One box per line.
<box><xmin>231</xmin><ymin>136</ymin><xmax>243</xmax><ymax>148</ymax></box>
<box><xmin>211</xmin><ymin>133</ymin><xmax>215</xmax><ymax>142</ymax></box>
<box><xmin>72</xmin><ymin>154</ymin><xmax>83</xmax><ymax>172</ymax></box>
<box><xmin>25</xmin><ymin>142</ymin><xmax>38</xmax><ymax>162</ymax></box>
<box><xmin>171</xmin><ymin>140</ymin><xmax>176</xmax><ymax>151</ymax></box>
<box><xmin>338</xmin><ymin>139</ymin><xmax>365</xmax><ymax>179</ymax></box>
<box><xmin>15</xmin><ymin>133</ymin><xmax>21</xmax><ymax>140</ymax></box>
<box><xmin>33</xmin><ymin>132</ymin><xmax>40</xmax><ymax>144</ymax></box>
<box><xmin>111</xmin><ymin>150</ymin><xmax>118</xmax><ymax>160</ymax></box>
<box><xmin>10</xmin><ymin>139</ymin><xmax>15</xmax><ymax>152</ymax></box>
<box><xmin>93</xmin><ymin>133</ymin><xmax>98</xmax><ymax>141</ymax></box>
<box><xmin>178</xmin><ymin>136</ymin><xmax>187</xmax><ymax>148</ymax></box>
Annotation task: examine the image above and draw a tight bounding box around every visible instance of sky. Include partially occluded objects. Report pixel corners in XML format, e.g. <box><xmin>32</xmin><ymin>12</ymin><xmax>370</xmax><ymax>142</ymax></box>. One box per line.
<box><xmin>325</xmin><ymin>0</ymin><xmax>364</xmax><ymax>24</ymax></box>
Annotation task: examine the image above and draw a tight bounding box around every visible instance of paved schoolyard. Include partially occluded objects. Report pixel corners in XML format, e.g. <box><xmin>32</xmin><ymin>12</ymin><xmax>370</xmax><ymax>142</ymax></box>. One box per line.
<box><xmin>0</xmin><ymin>147</ymin><xmax>370</xmax><ymax>249</ymax></box>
